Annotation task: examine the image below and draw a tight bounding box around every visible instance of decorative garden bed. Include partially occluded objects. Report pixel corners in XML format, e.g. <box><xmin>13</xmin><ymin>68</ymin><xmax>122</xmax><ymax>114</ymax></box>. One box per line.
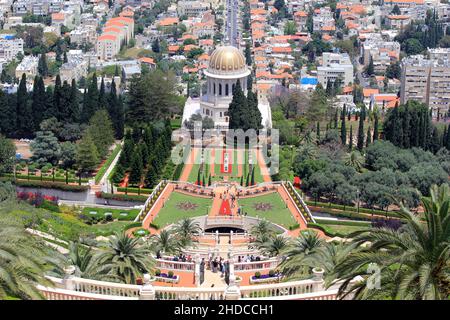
<box><xmin>249</xmin><ymin>271</ymin><xmax>282</xmax><ymax>284</ymax></box>
<box><xmin>154</xmin><ymin>270</ymin><xmax>179</xmax><ymax>284</ymax></box>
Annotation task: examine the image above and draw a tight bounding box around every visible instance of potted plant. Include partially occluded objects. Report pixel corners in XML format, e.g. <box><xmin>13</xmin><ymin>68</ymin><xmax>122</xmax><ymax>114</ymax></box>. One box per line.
<box><xmin>254</xmin><ymin>271</ymin><xmax>261</xmax><ymax>279</ymax></box>
<box><xmin>155</xmin><ymin>269</ymin><xmax>161</xmax><ymax>276</ymax></box>
<box><xmin>168</xmin><ymin>271</ymin><xmax>174</xmax><ymax>278</ymax></box>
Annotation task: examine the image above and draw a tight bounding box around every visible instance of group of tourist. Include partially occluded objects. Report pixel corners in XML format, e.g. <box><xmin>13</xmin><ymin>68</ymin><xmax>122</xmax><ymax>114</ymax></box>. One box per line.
<box><xmin>237</xmin><ymin>255</ymin><xmax>262</xmax><ymax>263</ymax></box>
<box><xmin>157</xmin><ymin>253</ymin><xmax>193</xmax><ymax>263</ymax></box>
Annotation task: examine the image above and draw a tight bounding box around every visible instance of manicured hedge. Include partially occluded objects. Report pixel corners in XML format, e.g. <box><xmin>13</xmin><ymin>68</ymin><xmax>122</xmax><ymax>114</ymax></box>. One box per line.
<box><xmin>172</xmin><ymin>163</ymin><xmax>184</xmax><ymax>181</ymax></box>
<box><xmin>124</xmin><ymin>222</ymin><xmax>142</xmax><ymax>230</ymax></box>
<box><xmin>95</xmin><ymin>144</ymin><xmax>122</xmax><ymax>184</ymax></box>
<box><xmin>116</xmin><ymin>187</ymin><xmax>153</xmax><ymax>195</ymax></box>
<box><xmin>315</xmin><ymin>218</ymin><xmax>371</xmax><ymax>227</ymax></box>
<box><xmin>288</xmin><ymin>223</ymin><xmax>300</xmax><ymax>230</ymax></box>
<box><xmin>5</xmin><ymin>173</ymin><xmax>88</xmax><ymax>183</ymax></box>
<box><xmin>97</xmin><ymin>192</ymin><xmax>147</xmax><ymax>202</ymax></box>
<box><xmin>307</xmin><ymin>223</ymin><xmax>347</xmax><ymax>238</ymax></box>
<box><xmin>306</xmin><ymin>200</ymin><xmax>401</xmax><ymax>218</ymax></box>
<box><xmin>13</xmin><ymin>180</ymin><xmax>89</xmax><ymax>192</ymax></box>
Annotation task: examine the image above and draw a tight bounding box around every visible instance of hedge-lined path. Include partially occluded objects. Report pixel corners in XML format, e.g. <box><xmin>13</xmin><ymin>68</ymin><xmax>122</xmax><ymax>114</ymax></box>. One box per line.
<box><xmin>276</xmin><ymin>185</ymin><xmax>325</xmax><ymax>238</ymax></box>
<box><xmin>179</xmin><ymin>147</ymin><xmax>199</xmax><ymax>182</ymax></box>
<box><xmin>256</xmin><ymin>148</ymin><xmax>272</xmax><ymax>183</ymax></box>
<box><xmin>142</xmin><ymin>184</ymin><xmax>174</xmax><ymax>235</ymax></box>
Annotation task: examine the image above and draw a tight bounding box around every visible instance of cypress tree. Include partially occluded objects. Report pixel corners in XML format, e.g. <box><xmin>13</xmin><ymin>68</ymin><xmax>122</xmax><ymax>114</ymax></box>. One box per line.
<box><xmin>316</xmin><ymin>121</ymin><xmax>320</xmax><ymax>141</ymax></box>
<box><xmin>145</xmin><ymin>164</ymin><xmax>157</xmax><ymax>188</ymax></box>
<box><xmin>251</xmin><ymin>167</ymin><xmax>255</xmax><ymax>186</ymax></box>
<box><xmin>366</xmin><ymin>126</ymin><xmax>371</xmax><ymax>147</ymax></box>
<box><xmin>53</xmin><ymin>75</ymin><xmax>62</xmax><ymax>120</ymax></box>
<box><xmin>129</xmin><ymin>150</ymin><xmax>143</xmax><ymax>185</ymax></box>
<box><xmin>228</xmin><ymin>80</ymin><xmax>247</xmax><ymax>129</ymax></box>
<box><xmin>31</xmin><ymin>76</ymin><xmax>46</xmax><ymax>131</ymax></box>
<box><xmin>196</xmin><ymin>168</ymin><xmax>201</xmax><ymax>185</ymax></box>
<box><xmin>69</xmin><ymin>79</ymin><xmax>80</xmax><ymax>123</ymax></box>
<box><xmin>0</xmin><ymin>88</ymin><xmax>15</xmax><ymax>135</ymax></box>
<box><xmin>76</xmin><ymin>131</ymin><xmax>99</xmax><ymax>173</ymax></box>
<box><xmin>245</xmin><ymin>172</ymin><xmax>250</xmax><ymax>187</ymax></box>
<box><xmin>357</xmin><ymin>106</ymin><xmax>365</xmax><ymax>151</ymax></box>
<box><xmin>340</xmin><ymin>105</ymin><xmax>346</xmax><ymax>145</ymax></box>
<box><xmin>60</xmin><ymin>80</ymin><xmax>71</xmax><ymax>121</ymax></box>
<box><xmin>116</xmin><ymin>95</ymin><xmax>124</xmax><ymax>139</ymax></box>
<box><xmin>240</xmin><ymin>175</ymin><xmax>243</xmax><ymax>186</ymax></box>
<box><xmin>373</xmin><ymin>111</ymin><xmax>379</xmax><ymax>141</ymax></box>
<box><xmin>38</xmin><ymin>53</ymin><xmax>48</xmax><ymax>77</ymax></box>
<box><xmin>208</xmin><ymin>174</ymin><xmax>211</xmax><ymax>186</ymax></box>
<box><xmin>16</xmin><ymin>73</ymin><xmax>33</xmax><ymax>137</ymax></box>
<box><xmin>98</xmin><ymin>77</ymin><xmax>107</xmax><ymax>110</ymax></box>
<box><xmin>348</xmin><ymin>125</ymin><xmax>353</xmax><ymax>151</ymax></box>
<box><xmin>445</xmin><ymin>125</ymin><xmax>450</xmax><ymax>150</ymax></box>
<box><xmin>247</xmin><ymin>89</ymin><xmax>262</xmax><ymax>130</ymax></box>
<box><xmin>202</xmin><ymin>174</ymin><xmax>206</xmax><ymax>187</ymax></box>
<box><xmin>83</xmin><ymin>73</ymin><xmax>99</xmax><ymax>122</ymax></box>
<box><xmin>334</xmin><ymin>109</ymin><xmax>339</xmax><ymax>129</ymax></box>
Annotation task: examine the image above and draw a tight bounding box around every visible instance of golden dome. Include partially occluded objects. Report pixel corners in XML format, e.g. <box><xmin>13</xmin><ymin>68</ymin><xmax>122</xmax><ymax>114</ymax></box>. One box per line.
<box><xmin>208</xmin><ymin>46</ymin><xmax>247</xmax><ymax>74</ymax></box>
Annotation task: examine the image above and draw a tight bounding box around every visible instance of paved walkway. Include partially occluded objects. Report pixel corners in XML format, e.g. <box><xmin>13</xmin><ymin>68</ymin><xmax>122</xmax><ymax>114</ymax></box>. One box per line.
<box><xmin>256</xmin><ymin>148</ymin><xmax>272</xmax><ymax>183</ymax></box>
<box><xmin>179</xmin><ymin>147</ymin><xmax>199</xmax><ymax>182</ymax></box>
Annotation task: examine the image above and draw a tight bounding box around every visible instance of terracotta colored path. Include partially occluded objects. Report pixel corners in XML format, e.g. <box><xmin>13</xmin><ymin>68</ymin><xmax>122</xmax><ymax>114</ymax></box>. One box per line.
<box><xmin>179</xmin><ymin>147</ymin><xmax>199</xmax><ymax>182</ymax></box>
<box><xmin>142</xmin><ymin>184</ymin><xmax>174</xmax><ymax>235</ymax></box>
<box><xmin>256</xmin><ymin>148</ymin><xmax>272</xmax><ymax>183</ymax></box>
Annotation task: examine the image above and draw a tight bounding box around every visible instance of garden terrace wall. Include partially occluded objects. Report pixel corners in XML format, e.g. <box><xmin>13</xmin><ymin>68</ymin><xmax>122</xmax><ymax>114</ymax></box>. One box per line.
<box><xmin>16</xmin><ymin>186</ymin><xmax>89</xmax><ymax>201</ymax></box>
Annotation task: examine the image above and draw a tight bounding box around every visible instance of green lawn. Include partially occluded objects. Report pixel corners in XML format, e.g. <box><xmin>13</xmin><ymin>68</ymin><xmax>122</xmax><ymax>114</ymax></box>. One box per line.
<box><xmin>152</xmin><ymin>191</ymin><xmax>212</xmax><ymax>228</ymax></box>
<box><xmin>81</xmin><ymin>207</ymin><xmax>140</xmax><ymax>221</ymax></box>
<box><xmin>323</xmin><ymin>224</ymin><xmax>370</xmax><ymax>236</ymax></box>
<box><xmin>238</xmin><ymin>192</ymin><xmax>296</xmax><ymax>228</ymax></box>
<box><xmin>91</xmin><ymin>221</ymin><xmax>132</xmax><ymax>236</ymax></box>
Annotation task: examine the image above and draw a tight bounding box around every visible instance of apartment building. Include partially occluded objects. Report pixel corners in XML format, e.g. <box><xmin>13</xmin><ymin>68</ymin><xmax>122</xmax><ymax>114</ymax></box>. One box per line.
<box><xmin>177</xmin><ymin>1</ymin><xmax>210</xmax><ymax>17</ymax></box>
<box><xmin>400</xmin><ymin>51</ymin><xmax>450</xmax><ymax>115</ymax></box>
<box><xmin>362</xmin><ymin>39</ymin><xmax>401</xmax><ymax>74</ymax></box>
<box><xmin>0</xmin><ymin>37</ymin><xmax>24</xmax><ymax>62</ymax></box>
<box><xmin>70</xmin><ymin>25</ymin><xmax>97</xmax><ymax>45</ymax></box>
<box><xmin>317</xmin><ymin>52</ymin><xmax>354</xmax><ymax>87</ymax></box>
<box><xmin>97</xmin><ymin>15</ymin><xmax>135</xmax><ymax>61</ymax></box>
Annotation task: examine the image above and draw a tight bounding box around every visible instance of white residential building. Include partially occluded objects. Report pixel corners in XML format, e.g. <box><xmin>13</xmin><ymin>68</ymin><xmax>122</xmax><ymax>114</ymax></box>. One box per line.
<box><xmin>317</xmin><ymin>52</ymin><xmax>354</xmax><ymax>87</ymax></box>
<box><xmin>0</xmin><ymin>38</ymin><xmax>24</xmax><ymax>63</ymax></box>
<box><xmin>15</xmin><ymin>55</ymin><xmax>39</xmax><ymax>79</ymax></box>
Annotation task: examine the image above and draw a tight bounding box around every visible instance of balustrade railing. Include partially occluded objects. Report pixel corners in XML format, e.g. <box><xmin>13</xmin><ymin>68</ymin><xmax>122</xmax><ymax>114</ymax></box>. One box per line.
<box><xmin>283</xmin><ymin>181</ymin><xmax>315</xmax><ymax>224</ymax></box>
<box><xmin>134</xmin><ymin>180</ymin><xmax>166</xmax><ymax>222</ymax></box>
<box><xmin>239</xmin><ymin>279</ymin><xmax>316</xmax><ymax>299</ymax></box>
<box><xmin>234</xmin><ymin>258</ymin><xmax>280</xmax><ymax>271</ymax></box>
<box><xmin>156</xmin><ymin>259</ymin><xmax>195</xmax><ymax>272</ymax></box>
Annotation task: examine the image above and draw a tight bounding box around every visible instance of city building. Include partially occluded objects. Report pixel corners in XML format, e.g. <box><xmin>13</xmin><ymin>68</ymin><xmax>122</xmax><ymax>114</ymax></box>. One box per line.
<box><xmin>0</xmin><ymin>37</ymin><xmax>24</xmax><ymax>63</ymax></box>
<box><xmin>177</xmin><ymin>1</ymin><xmax>210</xmax><ymax>17</ymax></box>
<box><xmin>15</xmin><ymin>55</ymin><xmax>39</xmax><ymax>79</ymax></box>
<box><xmin>400</xmin><ymin>50</ymin><xmax>450</xmax><ymax>115</ymax></box>
<box><xmin>317</xmin><ymin>52</ymin><xmax>354</xmax><ymax>87</ymax></box>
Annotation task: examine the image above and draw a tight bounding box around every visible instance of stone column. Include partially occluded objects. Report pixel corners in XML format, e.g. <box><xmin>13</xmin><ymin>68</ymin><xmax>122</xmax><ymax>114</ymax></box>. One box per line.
<box><xmin>63</xmin><ymin>265</ymin><xmax>76</xmax><ymax>291</ymax></box>
<box><xmin>194</xmin><ymin>254</ymin><xmax>201</xmax><ymax>286</ymax></box>
<box><xmin>139</xmin><ymin>274</ymin><xmax>156</xmax><ymax>300</ymax></box>
<box><xmin>215</xmin><ymin>230</ymin><xmax>219</xmax><ymax>245</ymax></box>
<box><xmin>229</xmin><ymin>230</ymin><xmax>233</xmax><ymax>244</ymax></box>
<box><xmin>312</xmin><ymin>267</ymin><xmax>325</xmax><ymax>292</ymax></box>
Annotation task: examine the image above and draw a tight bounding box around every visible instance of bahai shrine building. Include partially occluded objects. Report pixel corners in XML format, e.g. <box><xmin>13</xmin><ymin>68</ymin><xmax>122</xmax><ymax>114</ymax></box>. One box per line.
<box><xmin>182</xmin><ymin>45</ymin><xmax>272</xmax><ymax>130</ymax></box>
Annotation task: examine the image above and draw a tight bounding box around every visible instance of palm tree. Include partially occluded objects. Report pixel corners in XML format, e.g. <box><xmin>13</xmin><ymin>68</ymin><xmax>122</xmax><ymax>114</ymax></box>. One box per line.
<box><xmin>259</xmin><ymin>235</ymin><xmax>289</xmax><ymax>257</ymax></box>
<box><xmin>279</xmin><ymin>230</ymin><xmax>324</xmax><ymax>279</ymax></box>
<box><xmin>332</xmin><ymin>184</ymin><xmax>450</xmax><ymax>300</ymax></box>
<box><xmin>97</xmin><ymin>232</ymin><xmax>154</xmax><ymax>284</ymax></box>
<box><xmin>172</xmin><ymin>218</ymin><xmax>201</xmax><ymax>248</ymax></box>
<box><xmin>66</xmin><ymin>242</ymin><xmax>110</xmax><ymax>280</ymax></box>
<box><xmin>344</xmin><ymin>150</ymin><xmax>364</xmax><ymax>172</ymax></box>
<box><xmin>250</xmin><ymin>219</ymin><xmax>274</xmax><ymax>243</ymax></box>
<box><xmin>0</xmin><ymin>219</ymin><xmax>57</xmax><ymax>299</ymax></box>
<box><xmin>149</xmin><ymin>229</ymin><xmax>181</xmax><ymax>257</ymax></box>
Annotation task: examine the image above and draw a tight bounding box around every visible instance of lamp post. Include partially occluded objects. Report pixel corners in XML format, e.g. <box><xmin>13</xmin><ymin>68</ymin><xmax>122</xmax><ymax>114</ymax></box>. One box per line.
<box><xmin>356</xmin><ymin>189</ymin><xmax>360</xmax><ymax>214</ymax></box>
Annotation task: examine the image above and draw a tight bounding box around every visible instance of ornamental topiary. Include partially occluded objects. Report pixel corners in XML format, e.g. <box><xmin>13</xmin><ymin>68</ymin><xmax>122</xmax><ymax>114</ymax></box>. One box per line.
<box><xmin>168</xmin><ymin>271</ymin><xmax>174</xmax><ymax>278</ymax></box>
<box><xmin>255</xmin><ymin>271</ymin><xmax>261</xmax><ymax>278</ymax></box>
<box><xmin>155</xmin><ymin>269</ymin><xmax>161</xmax><ymax>276</ymax></box>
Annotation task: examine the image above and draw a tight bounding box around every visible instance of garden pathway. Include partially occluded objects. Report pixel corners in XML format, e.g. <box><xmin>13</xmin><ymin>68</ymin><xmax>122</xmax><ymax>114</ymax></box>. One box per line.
<box><xmin>256</xmin><ymin>148</ymin><xmax>272</xmax><ymax>183</ymax></box>
<box><xmin>179</xmin><ymin>147</ymin><xmax>198</xmax><ymax>182</ymax></box>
